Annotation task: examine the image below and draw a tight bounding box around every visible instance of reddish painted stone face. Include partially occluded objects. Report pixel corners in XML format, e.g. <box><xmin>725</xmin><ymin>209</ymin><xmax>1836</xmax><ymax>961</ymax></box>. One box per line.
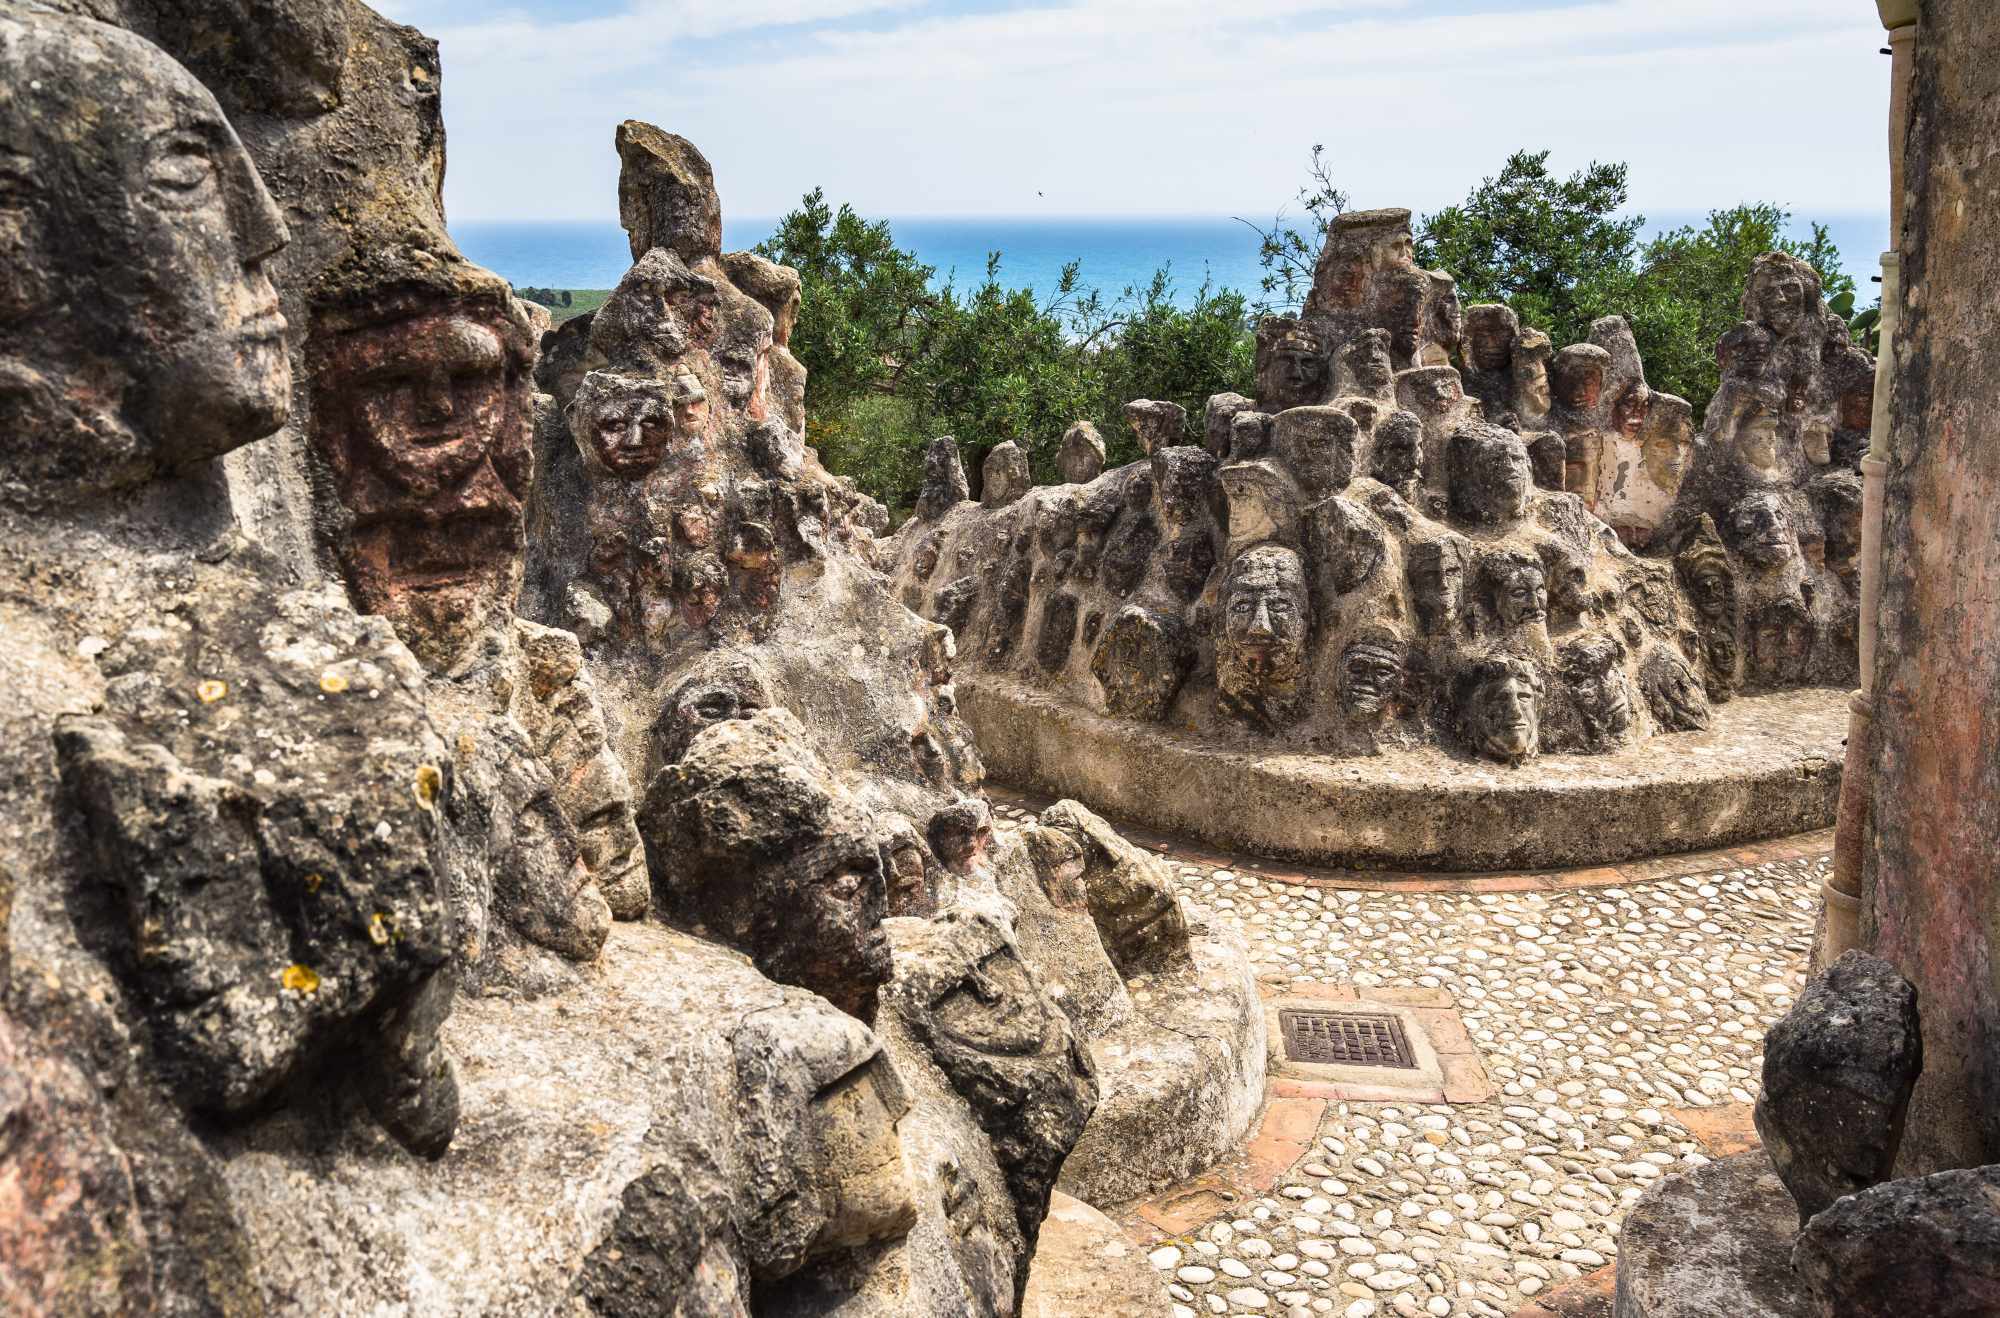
<box><xmin>315</xmin><ymin>306</ymin><xmax>530</xmax><ymax>668</ymax></box>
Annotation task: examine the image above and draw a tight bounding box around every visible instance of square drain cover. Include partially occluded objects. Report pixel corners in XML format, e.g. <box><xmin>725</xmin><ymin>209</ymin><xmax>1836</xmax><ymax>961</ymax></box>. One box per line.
<box><xmin>1279</xmin><ymin>1009</ymin><xmax>1417</xmax><ymax>1068</ymax></box>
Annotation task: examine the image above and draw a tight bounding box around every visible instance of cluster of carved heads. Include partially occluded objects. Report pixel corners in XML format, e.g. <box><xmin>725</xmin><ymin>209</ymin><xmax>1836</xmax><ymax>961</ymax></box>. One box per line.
<box><xmin>0</xmin><ymin>8</ymin><xmax>292</xmax><ymax>504</ymax></box>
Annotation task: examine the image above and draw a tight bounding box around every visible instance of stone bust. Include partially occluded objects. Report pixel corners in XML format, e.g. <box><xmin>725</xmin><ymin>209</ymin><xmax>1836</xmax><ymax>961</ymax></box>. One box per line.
<box><xmin>1447</xmin><ymin>422</ymin><xmax>1534</xmax><ymax>525</ymax></box>
<box><xmin>0</xmin><ymin>7</ymin><xmax>291</xmax><ymax>507</ymax></box>
<box><xmin>1216</xmin><ymin>543</ymin><xmax>1312</xmax><ymax>727</ymax></box>
<box><xmin>1457</xmin><ymin>656</ymin><xmax>1545</xmax><ymax>764</ymax></box>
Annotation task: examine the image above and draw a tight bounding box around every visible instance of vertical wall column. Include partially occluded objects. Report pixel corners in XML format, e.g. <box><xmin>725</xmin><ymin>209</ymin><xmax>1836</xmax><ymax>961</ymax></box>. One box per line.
<box><xmin>1817</xmin><ymin>2</ymin><xmax>1917</xmax><ymax>966</ymax></box>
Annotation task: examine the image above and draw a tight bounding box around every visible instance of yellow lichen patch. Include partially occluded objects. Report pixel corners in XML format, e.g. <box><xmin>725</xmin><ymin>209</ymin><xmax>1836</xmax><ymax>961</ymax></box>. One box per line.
<box><xmin>413</xmin><ymin>763</ymin><xmax>442</xmax><ymax>809</ymax></box>
<box><xmin>304</xmin><ymin>872</ymin><xmax>324</xmax><ymax>894</ymax></box>
<box><xmin>368</xmin><ymin>912</ymin><xmax>392</xmax><ymax>946</ymax></box>
<box><xmin>280</xmin><ymin>963</ymin><xmax>320</xmax><ymax>994</ymax></box>
<box><xmin>196</xmin><ymin>678</ymin><xmax>229</xmax><ymax>704</ymax></box>
<box><xmin>319</xmin><ymin>670</ymin><xmax>350</xmax><ymax>695</ymax></box>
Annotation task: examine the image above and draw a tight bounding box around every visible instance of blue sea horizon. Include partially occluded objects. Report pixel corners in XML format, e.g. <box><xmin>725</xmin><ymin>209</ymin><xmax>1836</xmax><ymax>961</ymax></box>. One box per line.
<box><xmin>453</xmin><ymin>211</ymin><xmax>1891</xmax><ymax>312</ymax></box>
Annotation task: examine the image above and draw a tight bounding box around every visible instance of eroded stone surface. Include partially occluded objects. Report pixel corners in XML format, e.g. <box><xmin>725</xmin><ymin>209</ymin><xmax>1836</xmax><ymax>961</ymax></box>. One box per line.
<box><xmin>1791</xmin><ymin>1165</ymin><xmax>2000</xmax><ymax>1318</ymax></box>
<box><xmin>1754</xmin><ymin>950</ymin><xmax>1921</xmax><ymax>1223</ymax></box>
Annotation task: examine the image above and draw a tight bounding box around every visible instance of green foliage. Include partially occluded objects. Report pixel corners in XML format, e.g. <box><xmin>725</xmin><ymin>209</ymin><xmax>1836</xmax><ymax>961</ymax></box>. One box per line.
<box><xmin>758</xmin><ymin>191</ymin><xmax>1254</xmax><ymax>518</ymax></box>
<box><xmin>1415</xmin><ymin>149</ymin><xmax>1644</xmax><ymax>353</ymax></box>
<box><xmin>1239</xmin><ymin>144</ymin><xmax>1350</xmax><ymax>314</ymax></box>
<box><xmin>754</xmin><ymin>188</ymin><xmax>937</xmax><ymax>419</ymax></box>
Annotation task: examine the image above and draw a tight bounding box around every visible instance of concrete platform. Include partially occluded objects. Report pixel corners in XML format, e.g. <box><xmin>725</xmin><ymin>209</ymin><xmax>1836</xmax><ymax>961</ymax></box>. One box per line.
<box><xmin>961</xmin><ymin>678</ymin><xmax>1846</xmax><ymax>871</ymax></box>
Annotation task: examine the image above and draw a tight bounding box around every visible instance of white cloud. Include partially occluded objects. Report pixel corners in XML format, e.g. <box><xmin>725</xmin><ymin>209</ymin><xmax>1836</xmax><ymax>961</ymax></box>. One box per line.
<box><xmin>375</xmin><ymin>0</ymin><xmax>1891</xmax><ymax>222</ymax></box>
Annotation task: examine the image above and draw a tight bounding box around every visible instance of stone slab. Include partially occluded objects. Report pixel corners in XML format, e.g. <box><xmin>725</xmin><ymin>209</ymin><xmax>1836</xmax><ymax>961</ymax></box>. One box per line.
<box><xmin>1612</xmin><ymin>1149</ymin><xmax>1810</xmax><ymax>1318</ymax></box>
<box><xmin>962</xmin><ymin>678</ymin><xmax>1845</xmax><ymax>871</ymax></box>
<box><xmin>1022</xmin><ymin>1192</ymin><xmax>1173</xmax><ymax>1318</ymax></box>
<box><xmin>1057</xmin><ymin>927</ymin><xmax>1266</xmax><ymax>1206</ymax></box>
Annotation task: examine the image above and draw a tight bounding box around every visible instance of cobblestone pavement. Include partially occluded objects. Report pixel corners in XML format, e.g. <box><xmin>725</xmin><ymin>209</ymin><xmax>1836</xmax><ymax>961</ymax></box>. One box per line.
<box><xmin>996</xmin><ymin>805</ymin><xmax>1825</xmax><ymax>1318</ymax></box>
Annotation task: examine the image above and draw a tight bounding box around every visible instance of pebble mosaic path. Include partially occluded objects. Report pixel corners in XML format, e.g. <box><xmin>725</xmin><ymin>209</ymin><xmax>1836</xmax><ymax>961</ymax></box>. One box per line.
<box><xmin>990</xmin><ymin>796</ymin><xmax>1828</xmax><ymax>1318</ymax></box>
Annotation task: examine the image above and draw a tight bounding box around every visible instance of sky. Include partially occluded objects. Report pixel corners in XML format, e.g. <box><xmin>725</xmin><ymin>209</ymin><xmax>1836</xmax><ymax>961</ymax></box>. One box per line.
<box><xmin>372</xmin><ymin>0</ymin><xmax>1893</xmax><ymax>224</ymax></box>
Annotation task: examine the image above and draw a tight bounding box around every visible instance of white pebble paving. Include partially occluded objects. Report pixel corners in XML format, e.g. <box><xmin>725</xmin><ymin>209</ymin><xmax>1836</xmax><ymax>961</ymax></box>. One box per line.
<box><xmin>1129</xmin><ymin>842</ymin><xmax>1825</xmax><ymax>1316</ymax></box>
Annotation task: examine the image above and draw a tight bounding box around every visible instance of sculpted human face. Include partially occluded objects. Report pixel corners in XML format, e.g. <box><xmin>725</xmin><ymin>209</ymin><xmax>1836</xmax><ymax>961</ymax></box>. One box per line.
<box><xmin>1730</xmin><ymin>494</ymin><xmax>1796</xmax><ymax>567</ymax></box>
<box><xmin>317</xmin><ymin>308</ymin><xmax>529</xmax><ymax>668</ymax></box>
<box><xmin>1494</xmin><ymin>561</ymin><xmax>1548</xmax><ymax>628</ymax></box>
<box><xmin>1687</xmin><ymin>557</ymin><xmax>1734</xmax><ymax>622</ymax></box>
<box><xmin>1612</xmin><ymin>385</ymin><xmax>1650</xmax><ymax>439</ymax></box>
<box><xmin>1563</xmin><ymin>643</ymin><xmax>1632</xmax><ymax>744</ymax></box>
<box><xmin>1466</xmin><ymin>312</ymin><xmax>1513</xmax><ymax>372</ymax></box>
<box><xmin>1642</xmin><ymin>428</ymin><xmax>1691</xmax><ymax>492</ymax></box>
<box><xmin>1753</xmin><ymin>269</ymin><xmax>1808</xmax><ymax>337</ymax></box>
<box><xmin>1736</xmin><ymin>404</ymin><xmax>1782</xmax><ymax>473</ymax></box>
<box><xmin>1515</xmin><ymin>355</ymin><xmax>1552</xmax><ymax>420</ymax></box>
<box><xmin>572</xmin><ymin>371</ymin><xmax>705</xmax><ymax>479</ymax></box>
<box><xmin>1340</xmin><ymin>641</ymin><xmax>1403</xmax><ymax>717</ymax></box>
<box><xmin>1345</xmin><ymin>330</ymin><xmax>1395</xmax><ymax>390</ymax></box>
<box><xmin>1559</xmin><ymin>362</ymin><xmax>1603</xmax><ymax>411</ymax></box>
<box><xmin>1641</xmin><ymin>648</ymin><xmax>1710</xmax><ymax>732</ymax></box>
<box><xmin>1476</xmin><ymin>437</ymin><xmax>1533</xmax><ymax>522</ymax></box>
<box><xmin>0</xmin><ymin>13</ymin><xmax>292</xmax><ymax>486</ymax></box>
<box><xmin>1223</xmin><ymin>548</ymin><xmax>1309</xmax><ymax>680</ymax></box>
<box><xmin>1373</xmin><ymin>413</ymin><xmax>1422</xmax><ymax>486</ymax></box>
<box><xmin>1469</xmin><ymin>667</ymin><xmax>1541</xmax><ymax>762</ymax></box>
<box><xmin>1275</xmin><ymin>336</ymin><xmax>1327</xmax><ymax>402</ymax></box>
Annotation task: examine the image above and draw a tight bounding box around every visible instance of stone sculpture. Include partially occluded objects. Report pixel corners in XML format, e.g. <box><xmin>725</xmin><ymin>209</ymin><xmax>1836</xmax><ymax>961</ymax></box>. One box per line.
<box><xmin>982</xmin><ymin>438</ymin><xmax>1031</xmax><ymax>507</ymax></box>
<box><xmin>1058</xmin><ymin>419</ymin><xmax>1106</xmax><ymax>484</ymax></box>
<box><xmin>1755</xmin><ymin>950</ymin><xmax>1923</xmax><ymax>1224</ymax></box>
<box><xmin>886</xmin><ymin>203</ymin><xmax>1863</xmax><ymax>775</ymax></box>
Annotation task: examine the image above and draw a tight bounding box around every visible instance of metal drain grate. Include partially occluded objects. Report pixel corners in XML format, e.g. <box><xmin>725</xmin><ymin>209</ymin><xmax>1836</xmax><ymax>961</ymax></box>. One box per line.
<box><xmin>1278</xmin><ymin>1009</ymin><xmax>1417</xmax><ymax>1068</ymax></box>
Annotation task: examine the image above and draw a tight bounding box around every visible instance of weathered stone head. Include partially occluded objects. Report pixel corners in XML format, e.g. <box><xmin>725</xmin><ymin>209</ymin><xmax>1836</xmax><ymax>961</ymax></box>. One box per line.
<box><xmin>1813</xmin><ymin>470</ymin><xmax>1865</xmax><ymax>588</ymax></box>
<box><xmin>569</xmin><ymin>369</ymin><xmax>705</xmax><ymax>480</ymax></box>
<box><xmin>980</xmin><ymin>439</ymin><xmax>1030</xmax><ymax>508</ymax></box>
<box><xmin>312</xmin><ymin>292</ymin><xmax>536</xmax><ymax>670</ymax></box>
<box><xmin>1611</xmin><ymin>381</ymin><xmax>1651</xmax><ymax>439</ymax></box>
<box><xmin>1339</xmin><ymin>626</ymin><xmax>1407</xmax><ymax>720</ymax></box>
<box><xmin>1039</xmin><ymin>799</ymin><xmax>1191</xmax><ymax>977</ymax></box>
<box><xmin>1448</xmin><ymin>422</ymin><xmax>1534</xmax><ymax>525</ymax></box>
<box><xmin>1552</xmin><ymin>343</ymin><xmax>1610</xmax><ymax>412</ymax></box>
<box><xmin>1676</xmin><ymin>520</ymin><xmax>1739</xmax><ymax>622</ymax></box>
<box><xmin>1743</xmin><ymin>251</ymin><xmax>1818</xmax><ymax>339</ymax></box>
<box><xmin>885</xmin><ymin>909</ymin><xmax>1097</xmax><ymax>1245</ymax></box>
<box><xmin>1397</xmin><ymin>365</ymin><xmax>1465</xmax><ymax>421</ymax></box>
<box><xmin>1217</xmin><ymin>544</ymin><xmax>1311</xmax><ymax>725</ymax></box>
<box><xmin>1057</xmin><ymin>420</ymin><xmax>1106</xmax><ymax>484</ymax></box>
<box><xmin>1089</xmin><ymin>604</ymin><xmax>1195</xmax><ymax>721</ymax></box>
<box><xmin>1125</xmin><ymin>398</ymin><xmax>1188</xmax><ymax>455</ymax></box>
<box><xmin>647</xmin><ymin>649</ymin><xmax>776</xmax><ymax>772</ymax></box>
<box><xmin>1456</xmin><ymin>657</ymin><xmax>1544</xmax><ymax>764</ymax></box>
<box><xmin>1728</xmin><ymin>492</ymin><xmax>1798</xmax><ymax>568</ymax></box>
<box><xmin>0</xmin><ymin>8</ymin><xmax>291</xmax><ymax>507</ymax></box>
<box><xmin>1748</xmin><ymin>593</ymin><xmax>1815</xmax><ymax>686</ymax></box>
<box><xmin>1640</xmin><ymin>393</ymin><xmax>1695</xmax><ymax>496</ymax></box>
<box><xmin>926</xmin><ymin>797</ymin><xmax>994</xmax><ymax>878</ymax></box>
<box><xmin>1372</xmin><ymin>409</ymin><xmax>1424</xmax><ymax>488</ymax></box>
<box><xmin>1203</xmin><ymin>392</ymin><xmax>1253</xmax><ymax>459</ymax></box>
<box><xmin>640</xmin><ymin>708</ymin><xmax>891</xmax><ymax>1020</ymax></box>
<box><xmin>1639</xmin><ymin>645</ymin><xmax>1712</xmax><ymax>732</ymax></box>
<box><xmin>1337</xmin><ymin>327</ymin><xmax>1396</xmax><ymax>397</ymax></box>
<box><xmin>1483</xmin><ymin>551</ymin><xmax>1549</xmax><ymax>630</ymax></box>
<box><xmin>1513</xmin><ymin>329</ymin><xmax>1553</xmax><ymax>426</ymax></box>
<box><xmin>915</xmin><ymin>435</ymin><xmax>971</xmax><ymax>521</ymax></box>
<box><xmin>1558</xmin><ymin>634</ymin><xmax>1633</xmax><ymax>747</ymax></box>
<box><xmin>1464</xmin><ymin>304</ymin><xmax>1519</xmax><ymax>373</ymax></box>
<box><xmin>1406</xmin><ymin>536</ymin><xmax>1468</xmax><ymax>636</ymax></box>
<box><xmin>1256</xmin><ymin>315</ymin><xmax>1330</xmax><ymax>411</ymax></box>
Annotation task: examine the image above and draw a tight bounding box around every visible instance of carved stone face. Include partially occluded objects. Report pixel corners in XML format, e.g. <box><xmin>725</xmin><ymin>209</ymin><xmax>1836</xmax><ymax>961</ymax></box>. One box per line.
<box><xmin>1750</xmin><ymin>267</ymin><xmax>1808</xmax><ymax>338</ymax></box>
<box><xmin>1749</xmin><ymin>597</ymin><xmax>1814</xmax><ymax>685</ymax></box>
<box><xmin>1514</xmin><ymin>335</ymin><xmax>1553</xmax><ymax>422</ymax></box>
<box><xmin>1340</xmin><ymin>640</ymin><xmax>1404</xmax><ymax>718</ymax></box>
<box><xmin>1729</xmin><ymin>494</ymin><xmax>1797</xmax><ymax>567</ymax></box>
<box><xmin>1611</xmin><ymin>384</ymin><xmax>1650</xmax><ymax>439</ymax></box>
<box><xmin>571</xmin><ymin>370</ymin><xmax>704</xmax><ymax>479</ymax></box>
<box><xmin>1719</xmin><ymin>321</ymin><xmax>1775</xmax><ymax>379</ymax></box>
<box><xmin>1556</xmin><ymin>357</ymin><xmax>1604</xmax><ymax>410</ymax></box>
<box><xmin>1402</xmin><ymin>366</ymin><xmax>1464</xmax><ymax>417</ymax></box>
<box><xmin>1560</xmin><ymin>637</ymin><xmax>1632</xmax><ymax>745</ymax></box>
<box><xmin>0</xmin><ymin>11</ymin><xmax>293</xmax><ymax>498</ymax></box>
<box><xmin>1680</xmin><ymin>547</ymin><xmax>1736</xmax><ymax>623</ymax></box>
<box><xmin>640</xmin><ymin>709</ymin><xmax>891</xmax><ymax>1020</ymax></box>
<box><xmin>1465</xmin><ymin>308</ymin><xmax>1516</xmax><ymax>373</ymax></box>
<box><xmin>316</xmin><ymin>306</ymin><xmax>531</xmax><ymax>669</ymax></box>
<box><xmin>1218</xmin><ymin>545</ymin><xmax>1310</xmax><ymax>715</ymax></box>
<box><xmin>1735</xmin><ymin>401</ymin><xmax>1783</xmax><ymax>475</ymax></box>
<box><xmin>1640</xmin><ymin>647</ymin><xmax>1711</xmax><ymax>732</ymax></box>
<box><xmin>1450</xmin><ymin>424</ymin><xmax>1533</xmax><ymax>525</ymax></box>
<box><xmin>1490</xmin><ymin>558</ymin><xmax>1548</xmax><ymax>629</ymax></box>
<box><xmin>1373</xmin><ymin>411</ymin><xmax>1423</xmax><ymax>487</ymax></box>
<box><xmin>1642</xmin><ymin>423</ymin><xmax>1692</xmax><ymax>492</ymax></box>
<box><xmin>1342</xmin><ymin>328</ymin><xmax>1395</xmax><ymax>391</ymax></box>
<box><xmin>1462</xmin><ymin>661</ymin><xmax>1543</xmax><ymax>763</ymax></box>
<box><xmin>807</xmin><ymin>1054</ymin><xmax>918</xmax><ymax>1251</ymax></box>
<box><xmin>1273</xmin><ymin>330</ymin><xmax>1328</xmax><ymax>402</ymax></box>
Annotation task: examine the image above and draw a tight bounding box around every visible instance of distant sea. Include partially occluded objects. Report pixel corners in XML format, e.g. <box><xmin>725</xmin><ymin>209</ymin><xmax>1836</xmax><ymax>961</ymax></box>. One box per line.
<box><xmin>452</xmin><ymin>212</ymin><xmax>1891</xmax><ymax>309</ymax></box>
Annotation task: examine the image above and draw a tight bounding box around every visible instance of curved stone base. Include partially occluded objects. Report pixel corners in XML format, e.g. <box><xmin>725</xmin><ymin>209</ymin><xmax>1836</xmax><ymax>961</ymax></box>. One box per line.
<box><xmin>960</xmin><ymin>678</ymin><xmax>1846</xmax><ymax>871</ymax></box>
<box><xmin>1057</xmin><ymin>924</ymin><xmax>1266</xmax><ymax>1206</ymax></box>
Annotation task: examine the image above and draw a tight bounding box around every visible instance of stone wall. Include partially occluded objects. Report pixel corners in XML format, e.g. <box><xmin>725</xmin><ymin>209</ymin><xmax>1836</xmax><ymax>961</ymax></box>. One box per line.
<box><xmin>1864</xmin><ymin>0</ymin><xmax>2000</xmax><ymax>1176</ymax></box>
